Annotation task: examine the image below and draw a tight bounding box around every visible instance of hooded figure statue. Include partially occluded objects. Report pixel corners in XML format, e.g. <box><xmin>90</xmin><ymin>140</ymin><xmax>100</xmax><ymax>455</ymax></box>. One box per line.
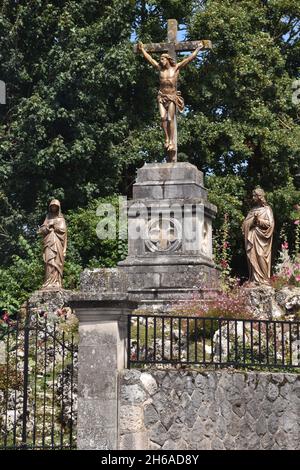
<box><xmin>38</xmin><ymin>199</ymin><xmax>67</xmax><ymax>289</ymax></box>
<box><xmin>242</xmin><ymin>188</ymin><xmax>274</xmax><ymax>285</ymax></box>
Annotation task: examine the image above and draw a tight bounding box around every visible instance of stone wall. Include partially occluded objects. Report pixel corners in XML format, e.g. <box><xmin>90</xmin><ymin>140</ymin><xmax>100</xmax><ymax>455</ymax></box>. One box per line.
<box><xmin>119</xmin><ymin>369</ymin><xmax>300</xmax><ymax>450</ymax></box>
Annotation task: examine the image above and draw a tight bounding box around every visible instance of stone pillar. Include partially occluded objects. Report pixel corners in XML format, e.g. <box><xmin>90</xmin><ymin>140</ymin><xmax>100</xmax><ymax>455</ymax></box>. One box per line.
<box><xmin>71</xmin><ymin>299</ymin><xmax>137</xmax><ymax>450</ymax></box>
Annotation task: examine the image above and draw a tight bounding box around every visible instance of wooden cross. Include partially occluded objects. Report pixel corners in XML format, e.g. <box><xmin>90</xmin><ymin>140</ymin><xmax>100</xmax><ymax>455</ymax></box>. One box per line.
<box><xmin>134</xmin><ymin>19</ymin><xmax>212</xmax><ymax>161</ymax></box>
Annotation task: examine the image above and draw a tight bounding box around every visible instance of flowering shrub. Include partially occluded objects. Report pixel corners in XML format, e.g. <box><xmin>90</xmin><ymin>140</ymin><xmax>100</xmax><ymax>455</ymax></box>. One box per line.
<box><xmin>272</xmin><ymin>214</ymin><xmax>300</xmax><ymax>288</ymax></box>
<box><xmin>173</xmin><ymin>279</ymin><xmax>252</xmax><ymax>320</ymax></box>
<box><xmin>213</xmin><ymin>213</ymin><xmax>232</xmax><ymax>282</ymax></box>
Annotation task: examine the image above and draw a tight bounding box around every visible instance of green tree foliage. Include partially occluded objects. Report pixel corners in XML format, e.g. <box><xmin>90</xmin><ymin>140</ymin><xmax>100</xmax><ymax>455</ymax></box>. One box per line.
<box><xmin>0</xmin><ymin>1</ymin><xmax>299</xmax><ymax>305</ymax></box>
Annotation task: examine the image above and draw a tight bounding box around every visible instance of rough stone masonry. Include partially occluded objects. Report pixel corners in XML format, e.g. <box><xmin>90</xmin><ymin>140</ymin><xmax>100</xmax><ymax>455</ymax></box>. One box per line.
<box><xmin>119</xmin><ymin>369</ymin><xmax>300</xmax><ymax>450</ymax></box>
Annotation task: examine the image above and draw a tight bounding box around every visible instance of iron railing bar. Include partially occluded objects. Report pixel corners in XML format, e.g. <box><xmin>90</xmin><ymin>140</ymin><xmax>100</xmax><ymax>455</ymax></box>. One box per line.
<box><xmin>186</xmin><ymin>318</ymin><xmax>190</xmax><ymax>363</ymax></box>
<box><xmin>129</xmin><ymin>314</ymin><xmax>297</xmax><ymax>323</ymax></box>
<box><xmin>289</xmin><ymin>322</ymin><xmax>292</xmax><ymax>366</ymax></box>
<box><xmin>266</xmin><ymin>322</ymin><xmax>269</xmax><ymax>365</ymax></box>
<box><xmin>153</xmin><ymin>316</ymin><xmax>157</xmax><ymax>361</ymax></box>
<box><xmin>250</xmin><ymin>321</ymin><xmax>254</xmax><ymax>364</ymax></box>
<box><xmin>21</xmin><ymin>305</ymin><xmax>30</xmax><ymax>448</ymax></box>
<box><xmin>32</xmin><ymin>314</ymin><xmax>39</xmax><ymax>447</ymax></box>
<box><xmin>258</xmin><ymin>322</ymin><xmax>262</xmax><ymax>364</ymax></box>
<box><xmin>235</xmin><ymin>320</ymin><xmax>238</xmax><ymax>364</ymax></box>
<box><xmin>242</xmin><ymin>321</ymin><xmax>246</xmax><ymax>365</ymax></box>
<box><xmin>136</xmin><ymin>316</ymin><xmax>139</xmax><ymax>363</ymax></box>
<box><xmin>227</xmin><ymin>320</ymin><xmax>230</xmax><ymax>363</ymax></box>
<box><xmin>145</xmin><ymin>317</ymin><xmax>148</xmax><ymax>362</ymax></box>
<box><xmin>178</xmin><ymin>318</ymin><xmax>182</xmax><ymax>362</ymax></box>
<box><xmin>12</xmin><ymin>315</ymin><xmax>20</xmax><ymax>447</ymax></box>
<box><xmin>127</xmin><ymin>315</ymin><xmax>131</xmax><ymax>368</ymax></box>
<box><xmin>297</xmin><ymin>323</ymin><xmax>300</xmax><ymax>366</ymax></box>
<box><xmin>218</xmin><ymin>319</ymin><xmax>222</xmax><ymax>364</ymax></box>
<box><xmin>60</xmin><ymin>331</ymin><xmax>65</xmax><ymax>448</ymax></box>
<box><xmin>274</xmin><ymin>322</ymin><xmax>277</xmax><ymax>366</ymax></box>
<box><xmin>210</xmin><ymin>319</ymin><xmax>213</xmax><ymax>363</ymax></box>
<box><xmin>4</xmin><ymin>316</ymin><xmax>11</xmax><ymax>449</ymax></box>
<box><xmin>197</xmin><ymin>318</ymin><xmax>201</xmax><ymax>363</ymax></box>
<box><xmin>69</xmin><ymin>332</ymin><xmax>75</xmax><ymax>449</ymax></box>
<box><xmin>281</xmin><ymin>323</ymin><xmax>285</xmax><ymax>366</ymax></box>
<box><xmin>170</xmin><ymin>318</ymin><xmax>173</xmax><ymax>362</ymax></box>
<box><xmin>162</xmin><ymin>317</ymin><xmax>165</xmax><ymax>360</ymax></box>
<box><xmin>51</xmin><ymin>322</ymin><xmax>57</xmax><ymax>448</ymax></box>
<box><xmin>42</xmin><ymin>315</ymin><xmax>48</xmax><ymax>448</ymax></box>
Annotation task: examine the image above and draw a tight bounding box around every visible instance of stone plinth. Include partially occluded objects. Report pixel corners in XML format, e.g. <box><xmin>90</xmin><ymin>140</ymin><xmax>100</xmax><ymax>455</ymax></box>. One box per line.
<box><xmin>118</xmin><ymin>162</ymin><xmax>219</xmax><ymax>301</ymax></box>
<box><xmin>132</xmin><ymin>162</ymin><xmax>207</xmax><ymax>200</ymax></box>
<box><xmin>28</xmin><ymin>288</ymin><xmax>73</xmax><ymax>315</ymax></box>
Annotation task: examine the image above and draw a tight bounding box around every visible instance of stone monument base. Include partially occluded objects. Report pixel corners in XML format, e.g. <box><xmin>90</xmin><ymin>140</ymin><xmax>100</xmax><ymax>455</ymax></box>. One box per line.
<box><xmin>28</xmin><ymin>289</ymin><xmax>74</xmax><ymax>315</ymax></box>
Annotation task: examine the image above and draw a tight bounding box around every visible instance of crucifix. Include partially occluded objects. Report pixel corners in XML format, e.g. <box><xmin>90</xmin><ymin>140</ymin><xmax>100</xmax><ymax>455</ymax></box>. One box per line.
<box><xmin>134</xmin><ymin>19</ymin><xmax>212</xmax><ymax>163</ymax></box>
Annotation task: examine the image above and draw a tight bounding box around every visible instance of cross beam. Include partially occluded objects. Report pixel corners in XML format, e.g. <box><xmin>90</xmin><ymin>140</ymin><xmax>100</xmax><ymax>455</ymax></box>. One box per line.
<box><xmin>133</xmin><ymin>20</ymin><xmax>212</xmax><ymax>62</ymax></box>
<box><xmin>133</xmin><ymin>39</ymin><xmax>212</xmax><ymax>55</ymax></box>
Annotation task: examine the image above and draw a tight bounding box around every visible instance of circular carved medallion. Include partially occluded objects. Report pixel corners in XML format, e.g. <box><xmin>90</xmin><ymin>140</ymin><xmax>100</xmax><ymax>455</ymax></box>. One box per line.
<box><xmin>144</xmin><ymin>217</ymin><xmax>182</xmax><ymax>253</ymax></box>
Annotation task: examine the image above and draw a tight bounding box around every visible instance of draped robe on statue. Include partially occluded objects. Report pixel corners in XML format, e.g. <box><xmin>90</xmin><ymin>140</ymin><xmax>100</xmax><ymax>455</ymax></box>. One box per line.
<box><xmin>242</xmin><ymin>205</ymin><xmax>274</xmax><ymax>285</ymax></box>
<box><xmin>39</xmin><ymin>202</ymin><xmax>67</xmax><ymax>289</ymax></box>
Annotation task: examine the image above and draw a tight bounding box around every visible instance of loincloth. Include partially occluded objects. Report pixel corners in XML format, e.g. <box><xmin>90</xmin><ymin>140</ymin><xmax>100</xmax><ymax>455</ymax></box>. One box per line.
<box><xmin>157</xmin><ymin>91</ymin><xmax>185</xmax><ymax>113</ymax></box>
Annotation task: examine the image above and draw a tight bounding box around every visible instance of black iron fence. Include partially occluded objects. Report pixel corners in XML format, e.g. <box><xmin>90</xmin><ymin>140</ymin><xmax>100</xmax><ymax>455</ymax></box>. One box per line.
<box><xmin>128</xmin><ymin>314</ymin><xmax>300</xmax><ymax>370</ymax></box>
<box><xmin>2</xmin><ymin>308</ymin><xmax>300</xmax><ymax>449</ymax></box>
<box><xmin>0</xmin><ymin>306</ymin><xmax>78</xmax><ymax>450</ymax></box>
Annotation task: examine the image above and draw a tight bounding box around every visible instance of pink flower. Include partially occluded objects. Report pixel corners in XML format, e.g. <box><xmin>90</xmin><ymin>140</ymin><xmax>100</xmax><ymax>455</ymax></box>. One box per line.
<box><xmin>294</xmin><ymin>220</ymin><xmax>300</xmax><ymax>225</ymax></box>
<box><xmin>281</xmin><ymin>242</ymin><xmax>289</xmax><ymax>250</ymax></box>
<box><xmin>295</xmin><ymin>275</ymin><xmax>300</xmax><ymax>282</ymax></box>
<box><xmin>223</xmin><ymin>241</ymin><xmax>229</xmax><ymax>249</ymax></box>
<box><xmin>2</xmin><ymin>312</ymin><xmax>10</xmax><ymax>323</ymax></box>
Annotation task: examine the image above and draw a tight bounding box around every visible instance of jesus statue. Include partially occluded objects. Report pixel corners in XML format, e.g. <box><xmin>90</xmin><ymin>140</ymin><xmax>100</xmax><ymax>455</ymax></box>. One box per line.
<box><xmin>137</xmin><ymin>41</ymin><xmax>204</xmax><ymax>159</ymax></box>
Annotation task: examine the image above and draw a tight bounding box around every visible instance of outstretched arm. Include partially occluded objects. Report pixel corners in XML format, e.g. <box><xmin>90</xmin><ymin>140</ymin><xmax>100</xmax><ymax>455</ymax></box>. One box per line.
<box><xmin>137</xmin><ymin>41</ymin><xmax>159</xmax><ymax>70</ymax></box>
<box><xmin>176</xmin><ymin>42</ymin><xmax>203</xmax><ymax>70</ymax></box>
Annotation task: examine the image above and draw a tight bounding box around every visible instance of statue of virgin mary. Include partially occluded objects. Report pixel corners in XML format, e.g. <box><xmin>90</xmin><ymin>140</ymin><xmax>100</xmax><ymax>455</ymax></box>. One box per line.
<box><xmin>38</xmin><ymin>199</ymin><xmax>67</xmax><ymax>289</ymax></box>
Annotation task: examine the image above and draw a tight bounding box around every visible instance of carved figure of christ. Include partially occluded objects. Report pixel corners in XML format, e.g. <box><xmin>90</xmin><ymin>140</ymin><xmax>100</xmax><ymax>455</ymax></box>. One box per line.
<box><xmin>135</xmin><ymin>19</ymin><xmax>212</xmax><ymax>162</ymax></box>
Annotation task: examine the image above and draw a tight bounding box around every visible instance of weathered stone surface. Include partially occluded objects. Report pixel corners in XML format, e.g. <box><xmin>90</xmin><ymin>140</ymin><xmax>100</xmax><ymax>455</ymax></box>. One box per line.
<box><xmin>211</xmin><ymin>437</ymin><xmax>225</xmax><ymax>450</ymax></box>
<box><xmin>236</xmin><ymin>285</ymin><xmax>300</xmax><ymax>320</ymax></box>
<box><xmin>121</xmin><ymin>384</ymin><xmax>147</xmax><ymax>404</ymax></box>
<box><xmin>267</xmin><ymin>383</ymin><xmax>279</xmax><ymax>402</ymax></box>
<box><xmin>247</xmin><ymin>399</ymin><xmax>262</xmax><ymax>420</ymax></box>
<box><xmin>119</xmin><ymin>369</ymin><xmax>300</xmax><ymax>450</ymax></box>
<box><xmin>144</xmin><ymin>404</ymin><xmax>159</xmax><ymax>427</ymax></box>
<box><xmin>268</xmin><ymin>414</ymin><xmax>279</xmax><ymax>434</ymax></box>
<box><xmin>119</xmin><ymin>405</ymin><xmax>144</xmax><ymax>432</ymax></box>
<box><xmin>161</xmin><ymin>439</ymin><xmax>178</xmax><ymax>450</ymax></box>
<box><xmin>77</xmin><ymin>399</ymin><xmax>117</xmax><ymax>450</ymax></box>
<box><xmin>256</xmin><ymin>416</ymin><xmax>267</xmax><ymax>436</ymax></box>
<box><xmin>191</xmin><ymin>389</ymin><xmax>203</xmax><ymax>408</ymax></box>
<box><xmin>120</xmin><ymin>431</ymin><xmax>149</xmax><ymax>450</ymax></box>
<box><xmin>149</xmin><ymin>422</ymin><xmax>168</xmax><ymax>446</ymax></box>
<box><xmin>140</xmin><ymin>373</ymin><xmax>158</xmax><ymax>395</ymax></box>
<box><xmin>29</xmin><ymin>288</ymin><xmax>73</xmax><ymax>315</ymax></box>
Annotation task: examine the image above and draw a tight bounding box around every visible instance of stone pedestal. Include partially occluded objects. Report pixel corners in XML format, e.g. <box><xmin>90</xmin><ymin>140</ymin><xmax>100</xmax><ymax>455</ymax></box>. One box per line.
<box><xmin>119</xmin><ymin>162</ymin><xmax>219</xmax><ymax>301</ymax></box>
<box><xmin>28</xmin><ymin>289</ymin><xmax>73</xmax><ymax>315</ymax></box>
